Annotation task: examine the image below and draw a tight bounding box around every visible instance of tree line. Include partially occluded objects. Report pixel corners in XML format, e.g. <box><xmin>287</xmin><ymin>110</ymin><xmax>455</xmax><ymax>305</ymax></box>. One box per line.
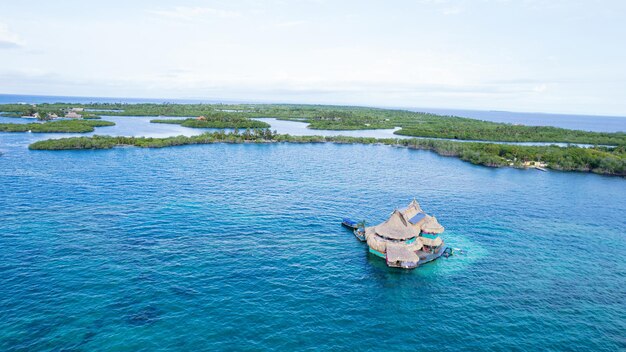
<box><xmin>28</xmin><ymin>129</ymin><xmax>625</xmax><ymax>176</ymax></box>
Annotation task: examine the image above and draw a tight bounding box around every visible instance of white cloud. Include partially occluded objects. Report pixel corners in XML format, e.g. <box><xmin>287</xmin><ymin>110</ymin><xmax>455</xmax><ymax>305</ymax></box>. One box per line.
<box><xmin>442</xmin><ymin>6</ymin><xmax>463</xmax><ymax>15</ymax></box>
<box><xmin>0</xmin><ymin>23</ymin><xmax>23</xmax><ymax>49</ymax></box>
<box><xmin>275</xmin><ymin>20</ymin><xmax>308</xmax><ymax>28</ymax></box>
<box><xmin>1</xmin><ymin>1</ymin><xmax>624</xmax><ymax>115</ymax></box>
<box><xmin>149</xmin><ymin>6</ymin><xmax>241</xmax><ymax>21</ymax></box>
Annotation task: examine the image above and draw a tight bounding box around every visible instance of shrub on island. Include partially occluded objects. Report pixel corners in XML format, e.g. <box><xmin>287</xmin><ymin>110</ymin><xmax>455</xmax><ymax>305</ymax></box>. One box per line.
<box><xmin>0</xmin><ymin>119</ymin><xmax>115</xmax><ymax>133</ymax></box>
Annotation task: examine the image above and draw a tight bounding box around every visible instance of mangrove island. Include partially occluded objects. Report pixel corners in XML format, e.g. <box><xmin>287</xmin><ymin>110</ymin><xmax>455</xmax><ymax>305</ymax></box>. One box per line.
<box><xmin>2</xmin><ymin>103</ymin><xmax>625</xmax><ymax>145</ymax></box>
<box><xmin>27</xmin><ymin>129</ymin><xmax>626</xmax><ymax>176</ymax></box>
<box><xmin>0</xmin><ymin>119</ymin><xmax>115</xmax><ymax>133</ymax></box>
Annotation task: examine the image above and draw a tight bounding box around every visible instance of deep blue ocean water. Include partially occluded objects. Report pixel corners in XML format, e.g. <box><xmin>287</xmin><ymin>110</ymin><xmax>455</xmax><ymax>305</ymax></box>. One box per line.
<box><xmin>0</xmin><ymin>100</ymin><xmax>625</xmax><ymax>351</ymax></box>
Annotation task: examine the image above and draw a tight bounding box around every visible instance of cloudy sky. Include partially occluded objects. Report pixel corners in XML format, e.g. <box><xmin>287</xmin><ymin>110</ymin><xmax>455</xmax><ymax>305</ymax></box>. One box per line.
<box><xmin>1</xmin><ymin>0</ymin><xmax>625</xmax><ymax>115</ymax></box>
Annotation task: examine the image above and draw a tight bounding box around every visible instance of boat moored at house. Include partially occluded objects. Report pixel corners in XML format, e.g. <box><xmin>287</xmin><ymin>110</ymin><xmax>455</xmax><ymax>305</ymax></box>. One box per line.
<box><xmin>342</xmin><ymin>218</ymin><xmax>359</xmax><ymax>229</ymax></box>
<box><xmin>342</xmin><ymin>218</ymin><xmax>367</xmax><ymax>241</ymax></box>
<box><xmin>353</xmin><ymin>226</ymin><xmax>366</xmax><ymax>242</ymax></box>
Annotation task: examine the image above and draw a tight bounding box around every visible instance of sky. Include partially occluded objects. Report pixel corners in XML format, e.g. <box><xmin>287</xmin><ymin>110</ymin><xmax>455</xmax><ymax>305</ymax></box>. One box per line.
<box><xmin>0</xmin><ymin>0</ymin><xmax>625</xmax><ymax>115</ymax></box>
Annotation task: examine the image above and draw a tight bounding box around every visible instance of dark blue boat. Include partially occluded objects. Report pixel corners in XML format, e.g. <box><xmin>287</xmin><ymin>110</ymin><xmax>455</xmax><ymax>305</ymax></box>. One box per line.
<box><xmin>341</xmin><ymin>218</ymin><xmax>359</xmax><ymax>229</ymax></box>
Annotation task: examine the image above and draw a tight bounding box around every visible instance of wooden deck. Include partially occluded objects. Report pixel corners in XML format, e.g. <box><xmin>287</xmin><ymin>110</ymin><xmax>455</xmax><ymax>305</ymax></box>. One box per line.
<box><xmin>416</xmin><ymin>245</ymin><xmax>447</xmax><ymax>265</ymax></box>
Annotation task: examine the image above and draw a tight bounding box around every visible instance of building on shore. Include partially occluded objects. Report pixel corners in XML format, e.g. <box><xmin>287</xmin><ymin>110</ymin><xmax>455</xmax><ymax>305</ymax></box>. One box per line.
<box><xmin>365</xmin><ymin>199</ymin><xmax>446</xmax><ymax>269</ymax></box>
<box><xmin>64</xmin><ymin>111</ymin><xmax>82</xmax><ymax>119</ymax></box>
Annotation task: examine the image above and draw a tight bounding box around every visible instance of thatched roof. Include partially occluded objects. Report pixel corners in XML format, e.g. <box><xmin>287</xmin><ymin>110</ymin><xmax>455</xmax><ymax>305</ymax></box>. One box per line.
<box><xmin>421</xmin><ymin>215</ymin><xmax>444</xmax><ymax>234</ymax></box>
<box><xmin>399</xmin><ymin>199</ymin><xmax>445</xmax><ymax>235</ymax></box>
<box><xmin>399</xmin><ymin>199</ymin><xmax>423</xmax><ymax>220</ymax></box>
<box><xmin>367</xmin><ymin>210</ymin><xmax>421</xmax><ymax>240</ymax></box>
<box><xmin>386</xmin><ymin>243</ymin><xmax>419</xmax><ymax>263</ymax></box>
<box><xmin>365</xmin><ymin>228</ymin><xmax>423</xmax><ymax>253</ymax></box>
<box><xmin>364</xmin><ymin>199</ymin><xmax>444</xmax><ymax>252</ymax></box>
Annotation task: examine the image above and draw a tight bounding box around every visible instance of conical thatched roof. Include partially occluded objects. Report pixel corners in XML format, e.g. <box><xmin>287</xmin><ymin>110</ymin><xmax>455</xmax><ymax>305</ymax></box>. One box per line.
<box><xmin>421</xmin><ymin>215</ymin><xmax>444</xmax><ymax>234</ymax></box>
<box><xmin>399</xmin><ymin>199</ymin><xmax>445</xmax><ymax>235</ymax></box>
<box><xmin>368</xmin><ymin>210</ymin><xmax>421</xmax><ymax>240</ymax></box>
<box><xmin>400</xmin><ymin>198</ymin><xmax>423</xmax><ymax>219</ymax></box>
<box><xmin>364</xmin><ymin>199</ymin><xmax>444</xmax><ymax>253</ymax></box>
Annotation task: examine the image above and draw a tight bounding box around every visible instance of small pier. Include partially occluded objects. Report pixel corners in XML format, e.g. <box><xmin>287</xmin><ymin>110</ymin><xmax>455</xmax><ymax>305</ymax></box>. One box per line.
<box><xmin>342</xmin><ymin>218</ymin><xmax>366</xmax><ymax>242</ymax></box>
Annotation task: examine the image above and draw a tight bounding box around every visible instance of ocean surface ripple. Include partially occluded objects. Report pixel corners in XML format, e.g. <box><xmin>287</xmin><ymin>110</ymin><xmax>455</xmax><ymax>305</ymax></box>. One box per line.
<box><xmin>0</xmin><ymin>131</ymin><xmax>625</xmax><ymax>351</ymax></box>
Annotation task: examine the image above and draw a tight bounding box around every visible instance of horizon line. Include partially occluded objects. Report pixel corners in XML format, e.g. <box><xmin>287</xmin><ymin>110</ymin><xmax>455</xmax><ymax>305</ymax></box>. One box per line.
<box><xmin>1</xmin><ymin>92</ymin><xmax>625</xmax><ymax>119</ymax></box>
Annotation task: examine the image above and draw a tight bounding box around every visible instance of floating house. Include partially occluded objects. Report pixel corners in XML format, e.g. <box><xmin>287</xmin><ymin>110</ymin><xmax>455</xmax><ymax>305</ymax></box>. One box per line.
<box><xmin>365</xmin><ymin>199</ymin><xmax>447</xmax><ymax>269</ymax></box>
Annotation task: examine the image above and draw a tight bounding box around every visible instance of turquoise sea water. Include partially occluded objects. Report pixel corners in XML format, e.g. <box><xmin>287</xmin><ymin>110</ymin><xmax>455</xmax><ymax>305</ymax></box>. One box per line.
<box><xmin>1</xmin><ymin>117</ymin><xmax>625</xmax><ymax>351</ymax></box>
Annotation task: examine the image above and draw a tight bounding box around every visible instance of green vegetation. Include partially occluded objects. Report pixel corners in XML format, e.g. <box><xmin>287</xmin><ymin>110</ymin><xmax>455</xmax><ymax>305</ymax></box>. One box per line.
<box><xmin>0</xmin><ymin>119</ymin><xmax>115</xmax><ymax>133</ymax></box>
<box><xmin>394</xmin><ymin>120</ymin><xmax>626</xmax><ymax>145</ymax></box>
<box><xmin>258</xmin><ymin>106</ymin><xmax>626</xmax><ymax>145</ymax></box>
<box><xmin>0</xmin><ymin>103</ymin><xmax>101</xmax><ymax>119</ymax></box>
<box><xmin>3</xmin><ymin>102</ymin><xmax>625</xmax><ymax>145</ymax></box>
<box><xmin>28</xmin><ymin>129</ymin><xmax>626</xmax><ymax>176</ymax></box>
<box><xmin>151</xmin><ymin>115</ymin><xmax>270</xmax><ymax>129</ymax></box>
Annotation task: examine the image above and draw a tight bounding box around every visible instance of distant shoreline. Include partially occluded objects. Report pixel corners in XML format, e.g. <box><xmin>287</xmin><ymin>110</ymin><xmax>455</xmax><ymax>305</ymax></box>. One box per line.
<box><xmin>1</xmin><ymin>93</ymin><xmax>625</xmax><ymax>132</ymax></box>
<box><xmin>2</xmin><ymin>102</ymin><xmax>624</xmax><ymax>144</ymax></box>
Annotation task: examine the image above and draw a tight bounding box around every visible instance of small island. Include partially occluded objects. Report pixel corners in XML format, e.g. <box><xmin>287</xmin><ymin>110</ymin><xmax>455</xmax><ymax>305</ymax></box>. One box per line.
<box><xmin>0</xmin><ymin>119</ymin><xmax>115</xmax><ymax>133</ymax></box>
<box><xmin>151</xmin><ymin>114</ymin><xmax>270</xmax><ymax>129</ymax></box>
<box><xmin>27</xmin><ymin>129</ymin><xmax>626</xmax><ymax>176</ymax></box>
